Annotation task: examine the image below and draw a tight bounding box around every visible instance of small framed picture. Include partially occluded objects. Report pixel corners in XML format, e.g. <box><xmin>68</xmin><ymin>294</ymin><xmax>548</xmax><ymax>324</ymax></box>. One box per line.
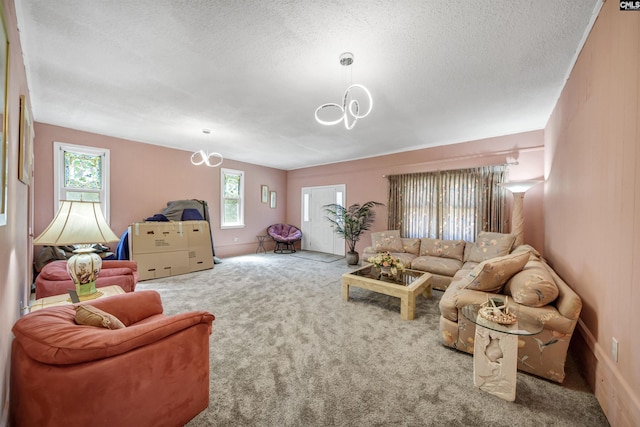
<box><xmin>18</xmin><ymin>95</ymin><xmax>34</xmax><ymax>185</ymax></box>
<box><xmin>269</xmin><ymin>191</ymin><xmax>277</xmax><ymax>209</ymax></box>
<box><xmin>261</xmin><ymin>185</ymin><xmax>269</xmax><ymax>203</ymax></box>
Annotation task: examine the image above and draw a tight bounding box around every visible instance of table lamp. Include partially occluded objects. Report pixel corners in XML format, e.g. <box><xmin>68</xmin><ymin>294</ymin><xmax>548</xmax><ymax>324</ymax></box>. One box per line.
<box><xmin>33</xmin><ymin>200</ymin><xmax>120</xmax><ymax>299</ymax></box>
<box><xmin>498</xmin><ymin>180</ymin><xmax>542</xmax><ymax>247</ymax></box>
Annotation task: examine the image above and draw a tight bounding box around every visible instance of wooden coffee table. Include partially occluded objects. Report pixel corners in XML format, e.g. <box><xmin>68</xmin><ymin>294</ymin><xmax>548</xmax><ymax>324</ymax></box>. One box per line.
<box><xmin>341</xmin><ymin>265</ymin><xmax>432</xmax><ymax>320</ymax></box>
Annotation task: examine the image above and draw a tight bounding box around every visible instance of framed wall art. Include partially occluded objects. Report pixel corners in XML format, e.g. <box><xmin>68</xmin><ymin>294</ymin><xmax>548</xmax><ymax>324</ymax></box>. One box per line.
<box><xmin>18</xmin><ymin>95</ymin><xmax>34</xmax><ymax>185</ymax></box>
<box><xmin>261</xmin><ymin>185</ymin><xmax>269</xmax><ymax>203</ymax></box>
<box><xmin>0</xmin><ymin>13</ymin><xmax>9</xmax><ymax>226</ymax></box>
<box><xmin>269</xmin><ymin>191</ymin><xmax>277</xmax><ymax>209</ymax></box>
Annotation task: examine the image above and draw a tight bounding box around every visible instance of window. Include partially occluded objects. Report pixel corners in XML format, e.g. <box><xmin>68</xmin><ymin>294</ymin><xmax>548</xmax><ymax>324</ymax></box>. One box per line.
<box><xmin>54</xmin><ymin>142</ymin><xmax>111</xmax><ymax>221</ymax></box>
<box><xmin>221</xmin><ymin>168</ymin><xmax>244</xmax><ymax>228</ymax></box>
<box><xmin>387</xmin><ymin>166</ymin><xmax>507</xmax><ymax>241</ymax></box>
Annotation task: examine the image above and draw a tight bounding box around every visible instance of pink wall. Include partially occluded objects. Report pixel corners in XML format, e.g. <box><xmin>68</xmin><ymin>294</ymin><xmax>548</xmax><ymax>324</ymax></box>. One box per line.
<box><xmin>544</xmin><ymin>2</ymin><xmax>639</xmax><ymax>425</ymax></box>
<box><xmin>7</xmin><ymin>1</ymin><xmax>637</xmax><ymax>425</ymax></box>
<box><xmin>0</xmin><ymin>0</ymin><xmax>33</xmax><ymax>423</ymax></box>
<box><xmin>33</xmin><ymin>124</ymin><xmax>288</xmax><ymax>258</ymax></box>
<box><xmin>286</xmin><ymin>131</ymin><xmax>545</xmax><ymax>254</ymax></box>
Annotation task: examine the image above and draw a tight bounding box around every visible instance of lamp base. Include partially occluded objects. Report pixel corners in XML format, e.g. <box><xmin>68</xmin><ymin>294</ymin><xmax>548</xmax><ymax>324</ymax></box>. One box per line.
<box><xmin>66</xmin><ymin>247</ymin><xmax>103</xmax><ymax>299</ymax></box>
<box><xmin>67</xmin><ymin>290</ymin><xmax>104</xmax><ymax>302</ymax></box>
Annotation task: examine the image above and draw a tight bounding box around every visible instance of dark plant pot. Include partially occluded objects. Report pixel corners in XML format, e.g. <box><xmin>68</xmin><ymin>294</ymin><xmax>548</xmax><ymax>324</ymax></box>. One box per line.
<box><xmin>346</xmin><ymin>251</ymin><xmax>359</xmax><ymax>265</ymax></box>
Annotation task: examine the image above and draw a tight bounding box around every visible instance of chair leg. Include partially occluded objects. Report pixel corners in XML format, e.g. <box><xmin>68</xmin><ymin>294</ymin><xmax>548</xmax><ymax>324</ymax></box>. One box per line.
<box><xmin>273</xmin><ymin>241</ymin><xmax>295</xmax><ymax>254</ymax></box>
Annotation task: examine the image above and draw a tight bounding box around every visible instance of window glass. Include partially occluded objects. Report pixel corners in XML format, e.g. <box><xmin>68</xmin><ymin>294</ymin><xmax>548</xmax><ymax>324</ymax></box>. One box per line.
<box><xmin>221</xmin><ymin>168</ymin><xmax>244</xmax><ymax>228</ymax></box>
<box><xmin>54</xmin><ymin>142</ymin><xmax>110</xmax><ymax>221</ymax></box>
<box><xmin>64</xmin><ymin>151</ymin><xmax>102</xmax><ymax>189</ymax></box>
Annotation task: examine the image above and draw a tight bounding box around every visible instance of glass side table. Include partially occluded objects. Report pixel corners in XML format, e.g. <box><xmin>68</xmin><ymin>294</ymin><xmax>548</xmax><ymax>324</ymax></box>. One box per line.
<box><xmin>462</xmin><ymin>303</ymin><xmax>543</xmax><ymax>401</ymax></box>
<box><xmin>256</xmin><ymin>235</ymin><xmax>267</xmax><ymax>254</ymax></box>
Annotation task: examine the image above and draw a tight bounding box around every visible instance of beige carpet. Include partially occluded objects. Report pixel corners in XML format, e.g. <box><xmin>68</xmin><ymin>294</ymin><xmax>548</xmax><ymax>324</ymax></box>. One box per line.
<box><xmin>137</xmin><ymin>253</ymin><xmax>609</xmax><ymax>427</ymax></box>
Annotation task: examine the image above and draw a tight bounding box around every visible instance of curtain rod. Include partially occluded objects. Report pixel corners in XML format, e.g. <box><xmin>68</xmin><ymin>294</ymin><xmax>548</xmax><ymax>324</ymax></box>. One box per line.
<box><xmin>376</xmin><ymin>145</ymin><xmax>543</xmax><ymax>178</ymax></box>
<box><xmin>382</xmin><ymin>161</ymin><xmax>515</xmax><ymax>178</ymax></box>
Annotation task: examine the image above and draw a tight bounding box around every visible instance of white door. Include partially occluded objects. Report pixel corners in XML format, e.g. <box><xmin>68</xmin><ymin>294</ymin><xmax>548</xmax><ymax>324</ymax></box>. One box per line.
<box><xmin>301</xmin><ymin>185</ymin><xmax>346</xmax><ymax>255</ymax></box>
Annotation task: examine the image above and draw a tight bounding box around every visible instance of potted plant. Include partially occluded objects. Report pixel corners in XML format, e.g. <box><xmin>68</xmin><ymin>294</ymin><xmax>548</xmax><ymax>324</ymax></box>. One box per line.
<box><xmin>324</xmin><ymin>201</ymin><xmax>384</xmax><ymax>265</ymax></box>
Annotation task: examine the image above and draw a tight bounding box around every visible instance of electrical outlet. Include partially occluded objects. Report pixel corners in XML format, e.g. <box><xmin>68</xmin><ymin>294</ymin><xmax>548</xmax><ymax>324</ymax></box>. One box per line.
<box><xmin>611</xmin><ymin>337</ymin><xmax>619</xmax><ymax>362</ymax></box>
<box><xmin>233</xmin><ymin>236</ymin><xmax>239</xmax><ymax>242</ymax></box>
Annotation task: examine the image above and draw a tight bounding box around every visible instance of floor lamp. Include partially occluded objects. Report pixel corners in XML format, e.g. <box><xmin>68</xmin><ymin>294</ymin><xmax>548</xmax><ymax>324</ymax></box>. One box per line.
<box><xmin>498</xmin><ymin>180</ymin><xmax>542</xmax><ymax>247</ymax></box>
<box><xmin>33</xmin><ymin>200</ymin><xmax>120</xmax><ymax>299</ymax></box>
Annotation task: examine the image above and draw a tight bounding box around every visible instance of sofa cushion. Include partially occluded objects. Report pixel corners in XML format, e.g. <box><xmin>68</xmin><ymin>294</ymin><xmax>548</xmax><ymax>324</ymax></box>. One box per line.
<box><xmin>411</xmin><ymin>255</ymin><xmax>463</xmax><ymax>276</ymax></box>
<box><xmin>504</xmin><ymin>260</ymin><xmax>559</xmax><ymax>307</ymax></box>
<box><xmin>419</xmin><ymin>238</ymin><xmax>466</xmax><ymax>261</ymax></box>
<box><xmin>460</xmin><ymin>251</ymin><xmax>530</xmax><ymax>292</ymax></box>
<box><xmin>394</xmin><ymin>252</ymin><xmax>418</xmax><ymax>267</ymax></box>
<box><xmin>401</xmin><ymin>238</ymin><xmax>421</xmax><ymax>255</ymax></box>
<box><xmin>75</xmin><ymin>304</ymin><xmax>126</xmax><ymax>330</ymax></box>
<box><xmin>464</xmin><ymin>232</ymin><xmax>516</xmax><ymax>262</ymax></box>
<box><xmin>371</xmin><ymin>230</ymin><xmax>404</xmax><ymax>253</ymax></box>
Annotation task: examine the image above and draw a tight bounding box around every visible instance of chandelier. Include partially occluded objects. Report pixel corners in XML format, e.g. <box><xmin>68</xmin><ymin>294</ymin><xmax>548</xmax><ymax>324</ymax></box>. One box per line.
<box><xmin>190</xmin><ymin>150</ymin><xmax>223</xmax><ymax>167</ymax></box>
<box><xmin>191</xmin><ymin>128</ymin><xmax>224</xmax><ymax>167</ymax></box>
<box><xmin>314</xmin><ymin>52</ymin><xmax>373</xmax><ymax>130</ymax></box>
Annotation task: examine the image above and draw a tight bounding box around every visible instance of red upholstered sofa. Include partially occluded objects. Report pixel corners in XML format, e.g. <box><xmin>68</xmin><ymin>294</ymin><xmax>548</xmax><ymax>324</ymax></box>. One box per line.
<box><xmin>10</xmin><ymin>290</ymin><xmax>215</xmax><ymax>427</ymax></box>
<box><xmin>35</xmin><ymin>259</ymin><xmax>139</xmax><ymax>299</ymax></box>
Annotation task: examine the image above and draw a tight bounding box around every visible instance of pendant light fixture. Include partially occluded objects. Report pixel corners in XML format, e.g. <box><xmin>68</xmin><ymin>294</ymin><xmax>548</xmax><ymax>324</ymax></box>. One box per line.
<box><xmin>191</xmin><ymin>128</ymin><xmax>224</xmax><ymax>167</ymax></box>
<box><xmin>315</xmin><ymin>52</ymin><xmax>373</xmax><ymax>130</ymax></box>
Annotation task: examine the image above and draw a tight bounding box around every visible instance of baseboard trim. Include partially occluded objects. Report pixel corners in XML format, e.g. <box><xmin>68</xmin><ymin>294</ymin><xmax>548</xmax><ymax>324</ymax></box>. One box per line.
<box><xmin>576</xmin><ymin>319</ymin><xmax>640</xmax><ymax>427</ymax></box>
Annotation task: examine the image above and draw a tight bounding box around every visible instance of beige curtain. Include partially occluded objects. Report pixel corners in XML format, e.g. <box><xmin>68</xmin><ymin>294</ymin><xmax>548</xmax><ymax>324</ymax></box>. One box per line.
<box><xmin>387</xmin><ymin>166</ymin><xmax>508</xmax><ymax>241</ymax></box>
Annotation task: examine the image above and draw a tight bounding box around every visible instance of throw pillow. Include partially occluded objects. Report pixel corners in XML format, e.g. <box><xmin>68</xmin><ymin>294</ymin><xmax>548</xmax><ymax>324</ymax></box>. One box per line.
<box><xmin>75</xmin><ymin>304</ymin><xmax>126</xmax><ymax>330</ymax></box>
<box><xmin>419</xmin><ymin>238</ymin><xmax>465</xmax><ymax>261</ymax></box>
<box><xmin>401</xmin><ymin>238</ymin><xmax>421</xmax><ymax>255</ymax></box>
<box><xmin>461</xmin><ymin>250</ymin><xmax>530</xmax><ymax>293</ymax></box>
<box><xmin>371</xmin><ymin>230</ymin><xmax>404</xmax><ymax>253</ymax></box>
<box><xmin>465</xmin><ymin>232</ymin><xmax>516</xmax><ymax>263</ymax></box>
<box><xmin>504</xmin><ymin>260</ymin><xmax>559</xmax><ymax>307</ymax></box>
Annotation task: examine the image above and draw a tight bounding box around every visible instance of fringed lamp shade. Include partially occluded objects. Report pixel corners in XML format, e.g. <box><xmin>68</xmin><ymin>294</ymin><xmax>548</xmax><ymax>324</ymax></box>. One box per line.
<box><xmin>33</xmin><ymin>201</ymin><xmax>120</xmax><ymax>298</ymax></box>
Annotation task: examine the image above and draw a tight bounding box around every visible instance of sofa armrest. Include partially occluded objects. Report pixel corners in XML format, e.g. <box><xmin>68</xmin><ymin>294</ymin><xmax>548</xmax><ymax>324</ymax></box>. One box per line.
<box><xmin>440</xmin><ymin>286</ymin><xmax>578</xmax><ymax>335</ymax></box>
<box><xmin>102</xmin><ymin>260</ymin><xmax>138</xmax><ymax>272</ymax></box>
<box><xmin>439</xmin><ymin>287</ymin><xmax>490</xmax><ymax>323</ymax></box>
<box><xmin>87</xmin><ymin>290</ymin><xmax>163</xmax><ymax>325</ymax></box>
<box><xmin>546</xmin><ymin>264</ymin><xmax>582</xmax><ymax>321</ymax></box>
<box><xmin>12</xmin><ymin>296</ymin><xmax>214</xmax><ymax>366</ymax></box>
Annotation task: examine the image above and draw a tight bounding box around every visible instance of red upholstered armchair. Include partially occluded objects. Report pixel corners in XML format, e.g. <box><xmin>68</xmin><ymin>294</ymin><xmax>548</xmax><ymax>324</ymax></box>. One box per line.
<box><xmin>10</xmin><ymin>290</ymin><xmax>215</xmax><ymax>427</ymax></box>
<box><xmin>35</xmin><ymin>259</ymin><xmax>139</xmax><ymax>299</ymax></box>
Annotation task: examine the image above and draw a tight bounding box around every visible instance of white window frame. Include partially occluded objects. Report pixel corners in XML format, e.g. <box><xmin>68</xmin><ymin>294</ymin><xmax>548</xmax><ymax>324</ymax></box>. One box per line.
<box><xmin>220</xmin><ymin>168</ymin><xmax>245</xmax><ymax>229</ymax></box>
<box><xmin>53</xmin><ymin>142</ymin><xmax>111</xmax><ymax>222</ymax></box>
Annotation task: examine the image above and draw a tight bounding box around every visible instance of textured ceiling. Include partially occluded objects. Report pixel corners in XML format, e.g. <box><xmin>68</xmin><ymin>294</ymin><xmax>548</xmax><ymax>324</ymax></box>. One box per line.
<box><xmin>15</xmin><ymin>1</ymin><xmax>601</xmax><ymax>170</ymax></box>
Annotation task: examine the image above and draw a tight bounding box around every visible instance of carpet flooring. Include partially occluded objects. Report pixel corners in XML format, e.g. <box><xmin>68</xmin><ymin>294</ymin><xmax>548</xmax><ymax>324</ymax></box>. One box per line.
<box><xmin>137</xmin><ymin>253</ymin><xmax>609</xmax><ymax>427</ymax></box>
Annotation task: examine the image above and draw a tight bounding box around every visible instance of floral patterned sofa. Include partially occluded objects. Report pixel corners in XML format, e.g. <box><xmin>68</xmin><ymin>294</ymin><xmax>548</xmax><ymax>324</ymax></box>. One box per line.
<box><xmin>362</xmin><ymin>230</ymin><xmax>583</xmax><ymax>383</ymax></box>
<box><xmin>362</xmin><ymin>230</ymin><xmax>516</xmax><ymax>291</ymax></box>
